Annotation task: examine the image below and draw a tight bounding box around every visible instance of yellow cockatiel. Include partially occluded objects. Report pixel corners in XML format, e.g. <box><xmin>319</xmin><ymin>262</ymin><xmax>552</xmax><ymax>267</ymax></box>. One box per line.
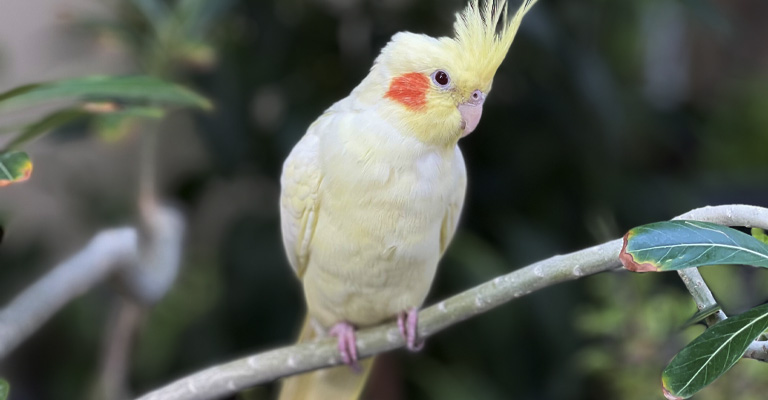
<box><xmin>279</xmin><ymin>0</ymin><xmax>537</xmax><ymax>398</ymax></box>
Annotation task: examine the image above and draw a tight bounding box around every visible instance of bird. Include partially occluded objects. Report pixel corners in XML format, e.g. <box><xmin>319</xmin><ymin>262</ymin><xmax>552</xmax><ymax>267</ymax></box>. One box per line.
<box><xmin>278</xmin><ymin>0</ymin><xmax>537</xmax><ymax>398</ymax></box>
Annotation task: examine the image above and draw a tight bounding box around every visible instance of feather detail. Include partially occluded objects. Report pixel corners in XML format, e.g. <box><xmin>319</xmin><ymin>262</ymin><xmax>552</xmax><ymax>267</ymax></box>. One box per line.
<box><xmin>453</xmin><ymin>0</ymin><xmax>539</xmax><ymax>84</ymax></box>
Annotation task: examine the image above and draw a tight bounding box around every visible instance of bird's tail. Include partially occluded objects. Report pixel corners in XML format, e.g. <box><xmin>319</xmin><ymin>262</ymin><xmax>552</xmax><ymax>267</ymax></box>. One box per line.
<box><xmin>278</xmin><ymin>317</ymin><xmax>374</xmax><ymax>400</ymax></box>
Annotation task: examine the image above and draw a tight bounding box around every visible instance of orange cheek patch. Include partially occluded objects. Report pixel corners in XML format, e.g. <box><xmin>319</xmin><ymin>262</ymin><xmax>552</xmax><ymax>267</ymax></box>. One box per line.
<box><xmin>385</xmin><ymin>72</ymin><xmax>429</xmax><ymax>111</ymax></box>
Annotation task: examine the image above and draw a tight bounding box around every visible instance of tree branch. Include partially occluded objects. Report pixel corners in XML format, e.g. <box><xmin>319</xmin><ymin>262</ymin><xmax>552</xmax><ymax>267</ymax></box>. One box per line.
<box><xmin>0</xmin><ymin>205</ymin><xmax>183</xmax><ymax>360</ymax></box>
<box><xmin>675</xmin><ymin>268</ymin><xmax>726</xmax><ymax>325</ymax></box>
<box><xmin>96</xmin><ymin>299</ymin><xmax>144</xmax><ymax>400</ymax></box>
<box><xmin>94</xmin><ymin>119</ymin><xmax>169</xmax><ymax>400</ymax></box>
<box><xmin>137</xmin><ymin>204</ymin><xmax>768</xmax><ymax>400</ymax></box>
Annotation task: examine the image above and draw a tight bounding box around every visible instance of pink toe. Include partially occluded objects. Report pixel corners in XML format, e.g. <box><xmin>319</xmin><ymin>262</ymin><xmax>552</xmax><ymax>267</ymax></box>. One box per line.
<box><xmin>330</xmin><ymin>322</ymin><xmax>360</xmax><ymax>369</ymax></box>
<box><xmin>347</xmin><ymin>330</ymin><xmax>358</xmax><ymax>363</ymax></box>
<box><xmin>407</xmin><ymin>308</ymin><xmax>424</xmax><ymax>352</ymax></box>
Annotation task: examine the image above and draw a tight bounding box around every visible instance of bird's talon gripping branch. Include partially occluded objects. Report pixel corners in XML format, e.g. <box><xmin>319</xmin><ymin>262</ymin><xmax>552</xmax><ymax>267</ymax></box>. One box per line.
<box><xmin>398</xmin><ymin>308</ymin><xmax>424</xmax><ymax>352</ymax></box>
<box><xmin>329</xmin><ymin>321</ymin><xmax>360</xmax><ymax>371</ymax></box>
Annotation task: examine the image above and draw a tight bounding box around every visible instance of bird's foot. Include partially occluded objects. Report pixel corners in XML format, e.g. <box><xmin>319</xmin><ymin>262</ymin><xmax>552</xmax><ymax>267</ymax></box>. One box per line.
<box><xmin>329</xmin><ymin>321</ymin><xmax>360</xmax><ymax>371</ymax></box>
<box><xmin>398</xmin><ymin>308</ymin><xmax>424</xmax><ymax>352</ymax></box>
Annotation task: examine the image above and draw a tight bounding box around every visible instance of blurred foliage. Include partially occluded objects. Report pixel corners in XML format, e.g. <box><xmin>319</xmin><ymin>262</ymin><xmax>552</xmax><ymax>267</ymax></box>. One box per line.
<box><xmin>0</xmin><ymin>379</ymin><xmax>8</xmax><ymax>400</ymax></box>
<box><xmin>0</xmin><ymin>75</ymin><xmax>209</xmax><ymax>156</ymax></box>
<box><xmin>0</xmin><ymin>75</ymin><xmax>210</xmax><ymax>111</ymax></box>
<box><xmin>1</xmin><ymin>0</ymin><xmax>768</xmax><ymax>399</ymax></box>
<box><xmin>574</xmin><ymin>272</ymin><xmax>768</xmax><ymax>400</ymax></box>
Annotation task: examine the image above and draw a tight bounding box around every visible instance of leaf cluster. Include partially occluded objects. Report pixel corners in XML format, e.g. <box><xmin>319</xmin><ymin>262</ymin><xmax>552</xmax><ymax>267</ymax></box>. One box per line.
<box><xmin>0</xmin><ymin>75</ymin><xmax>210</xmax><ymax>187</ymax></box>
<box><xmin>621</xmin><ymin>221</ymin><xmax>768</xmax><ymax>398</ymax></box>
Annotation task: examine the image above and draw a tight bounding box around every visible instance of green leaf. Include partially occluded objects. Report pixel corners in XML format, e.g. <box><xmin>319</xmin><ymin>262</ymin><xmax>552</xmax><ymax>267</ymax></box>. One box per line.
<box><xmin>752</xmin><ymin>227</ymin><xmax>768</xmax><ymax>245</ymax></box>
<box><xmin>108</xmin><ymin>105</ymin><xmax>166</xmax><ymax>119</ymax></box>
<box><xmin>3</xmin><ymin>109</ymin><xmax>90</xmax><ymax>150</ymax></box>
<box><xmin>0</xmin><ymin>378</ymin><xmax>8</xmax><ymax>400</ymax></box>
<box><xmin>90</xmin><ymin>106</ymin><xmax>165</xmax><ymax>141</ymax></box>
<box><xmin>0</xmin><ymin>75</ymin><xmax>212</xmax><ymax>111</ymax></box>
<box><xmin>92</xmin><ymin>113</ymin><xmax>132</xmax><ymax>141</ymax></box>
<box><xmin>662</xmin><ymin>303</ymin><xmax>768</xmax><ymax>399</ymax></box>
<box><xmin>619</xmin><ymin>220</ymin><xmax>768</xmax><ymax>272</ymax></box>
<box><xmin>0</xmin><ymin>83</ymin><xmax>43</xmax><ymax>104</ymax></box>
<box><xmin>0</xmin><ymin>151</ymin><xmax>33</xmax><ymax>187</ymax></box>
<box><xmin>682</xmin><ymin>304</ymin><xmax>723</xmax><ymax>328</ymax></box>
<box><xmin>2</xmin><ymin>105</ymin><xmax>166</xmax><ymax>150</ymax></box>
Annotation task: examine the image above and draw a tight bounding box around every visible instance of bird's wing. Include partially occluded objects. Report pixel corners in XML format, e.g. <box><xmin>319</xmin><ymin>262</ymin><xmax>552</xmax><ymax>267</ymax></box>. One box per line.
<box><xmin>440</xmin><ymin>146</ymin><xmax>467</xmax><ymax>256</ymax></box>
<box><xmin>280</xmin><ymin>128</ymin><xmax>323</xmax><ymax>279</ymax></box>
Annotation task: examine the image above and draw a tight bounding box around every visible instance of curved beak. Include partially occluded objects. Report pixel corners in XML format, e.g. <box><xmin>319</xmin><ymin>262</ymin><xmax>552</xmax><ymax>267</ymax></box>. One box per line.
<box><xmin>458</xmin><ymin>90</ymin><xmax>486</xmax><ymax>137</ymax></box>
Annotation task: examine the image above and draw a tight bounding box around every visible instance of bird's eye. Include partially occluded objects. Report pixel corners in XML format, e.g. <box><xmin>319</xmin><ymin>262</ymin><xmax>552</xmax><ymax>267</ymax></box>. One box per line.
<box><xmin>432</xmin><ymin>70</ymin><xmax>451</xmax><ymax>87</ymax></box>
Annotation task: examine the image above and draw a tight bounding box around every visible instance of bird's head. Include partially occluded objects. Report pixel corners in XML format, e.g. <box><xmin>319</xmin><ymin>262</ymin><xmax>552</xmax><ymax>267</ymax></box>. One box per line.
<box><xmin>369</xmin><ymin>0</ymin><xmax>537</xmax><ymax>147</ymax></box>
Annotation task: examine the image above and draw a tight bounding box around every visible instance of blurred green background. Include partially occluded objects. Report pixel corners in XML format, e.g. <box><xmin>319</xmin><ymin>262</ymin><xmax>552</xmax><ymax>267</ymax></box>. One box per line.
<box><xmin>2</xmin><ymin>0</ymin><xmax>768</xmax><ymax>399</ymax></box>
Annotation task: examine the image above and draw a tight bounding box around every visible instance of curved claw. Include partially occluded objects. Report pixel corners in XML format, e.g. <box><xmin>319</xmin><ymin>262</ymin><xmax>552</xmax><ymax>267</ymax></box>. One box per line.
<box><xmin>398</xmin><ymin>308</ymin><xmax>424</xmax><ymax>352</ymax></box>
<box><xmin>329</xmin><ymin>321</ymin><xmax>360</xmax><ymax>371</ymax></box>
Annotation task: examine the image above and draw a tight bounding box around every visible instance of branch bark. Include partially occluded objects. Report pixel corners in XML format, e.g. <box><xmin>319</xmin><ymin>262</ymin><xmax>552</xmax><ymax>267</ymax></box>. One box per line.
<box><xmin>0</xmin><ymin>205</ymin><xmax>183</xmax><ymax>360</ymax></box>
<box><xmin>675</xmin><ymin>268</ymin><xmax>726</xmax><ymax>325</ymax></box>
<box><xmin>136</xmin><ymin>204</ymin><xmax>768</xmax><ymax>400</ymax></box>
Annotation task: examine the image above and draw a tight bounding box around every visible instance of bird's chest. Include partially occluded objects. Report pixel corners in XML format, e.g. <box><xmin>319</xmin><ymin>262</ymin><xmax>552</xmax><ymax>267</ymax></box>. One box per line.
<box><xmin>301</xmin><ymin>127</ymin><xmax>465</xmax><ymax>325</ymax></box>
<box><xmin>307</xmin><ymin>150</ymin><xmax>455</xmax><ymax>326</ymax></box>
<box><xmin>324</xmin><ymin>149</ymin><xmax>453</xmax><ymax>240</ymax></box>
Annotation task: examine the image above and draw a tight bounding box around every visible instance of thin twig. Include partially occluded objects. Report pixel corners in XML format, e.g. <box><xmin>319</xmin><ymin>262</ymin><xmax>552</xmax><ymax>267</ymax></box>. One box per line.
<box><xmin>136</xmin><ymin>204</ymin><xmax>768</xmax><ymax>400</ymax></box>
<box><xmin>0</xmin><ymin>228</ymin><xmax>136</xmax><ymax>359</ymax></box>
<box><xmin>96</xmin><ymin>299</ymin><xmax>144</xmax><ymax>400</ymax></box>
<box><xmin>675</xmin><ymin>268</ymin><xmax>726</xmax><ymax>325</ymax></box>
<box><xmin>0</xmin><ymin>205</ymin><xmax>183</xmax><ymax>360</ymax></box>
<box><xmin>119</xmin><ymin>205</ymin><xmax>185</xmax><ymax>304</ymax></box>
<box><xmin>94</xmin><ymin>118</ymin><xmax>164</xmax><ymax>399</ymax></box>
<box><xmin>744</xmin><ymin>341</ymin><xmax>768</xmax><ymax>362</ymax></box>
<box><xmin>138</xmin><ymin>123</ymin><xmax>159</xmax><ymax>222</ymax></box>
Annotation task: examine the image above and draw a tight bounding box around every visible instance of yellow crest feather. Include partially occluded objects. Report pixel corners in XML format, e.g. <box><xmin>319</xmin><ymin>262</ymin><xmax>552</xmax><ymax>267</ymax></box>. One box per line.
<box><xmin>453</xmin><ymin>0</ymin><xmax>538</xmax><ymax>84</ymax></box>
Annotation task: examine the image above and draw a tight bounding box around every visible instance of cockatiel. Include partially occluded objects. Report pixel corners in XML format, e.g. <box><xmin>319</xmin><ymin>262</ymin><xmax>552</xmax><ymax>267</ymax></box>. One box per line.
<box><xmin>279</xmin><ymin>0</ymin><xmax>537</xmax><ymax>398</ymax></box>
